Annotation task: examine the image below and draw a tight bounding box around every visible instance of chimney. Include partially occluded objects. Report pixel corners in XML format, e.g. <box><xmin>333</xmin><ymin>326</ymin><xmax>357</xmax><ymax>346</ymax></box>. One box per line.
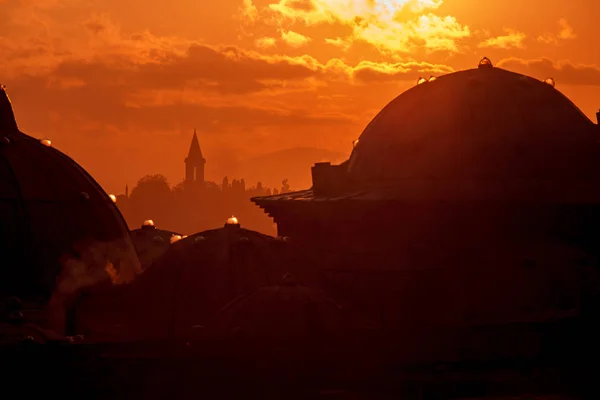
<box><xmin>311</xmin><ymin>162</ymin><xmax>347</xmax><ymax>196</ymax></box>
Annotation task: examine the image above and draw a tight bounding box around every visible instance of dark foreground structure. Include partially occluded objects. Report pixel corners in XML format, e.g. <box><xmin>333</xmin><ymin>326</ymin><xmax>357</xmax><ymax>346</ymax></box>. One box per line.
<box><xmin>3</xmin><ymin>60</ymin><xmax>600</xmax><ymax>399</ymax></box>
<box><xmin>253</xmin><ymin>59</ymin><xmax>600</xmax><ymax>328</ymax></box>
<box><xmin>0</xmin><ymin>85</ymin><xmax>140</xmax><ymax>334</ymax></box>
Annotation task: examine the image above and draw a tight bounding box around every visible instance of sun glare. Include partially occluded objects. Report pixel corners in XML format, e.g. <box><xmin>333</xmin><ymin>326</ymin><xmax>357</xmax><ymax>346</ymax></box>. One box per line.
<box><xmin>267</xmin><ymin>0</ymin><xmax>469</xmax><ymax>53</ymax></box>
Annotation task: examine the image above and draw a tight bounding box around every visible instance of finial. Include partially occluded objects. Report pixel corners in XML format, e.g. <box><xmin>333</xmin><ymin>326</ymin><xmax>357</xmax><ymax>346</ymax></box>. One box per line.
<box><xmin>142</xmin><ymin>219</ymin><xmax>156</xmax><ymax>229</ymax></box>
<box><xmin>225</xmin><ymin>215</ymin><xmax>240</xmax><ymax>228</ymax></box>
<box><xmin>543</xmin><ymin>77</ymin><xmax>555</xmax><ymax>87</ymax></box>
<box><xmin>478</xmin><ymin>57</ymin><xmax>493</xmax><ymax>68</ymax></box>
<box><xmin>0</xmin><ymin>84</ymin><xmax>18</xmax><ymax>133</ymax></box>
<box><xmin>170</xmin><ymin>234</ymin><xmax>183</xmax><ymax>244</ymax></box>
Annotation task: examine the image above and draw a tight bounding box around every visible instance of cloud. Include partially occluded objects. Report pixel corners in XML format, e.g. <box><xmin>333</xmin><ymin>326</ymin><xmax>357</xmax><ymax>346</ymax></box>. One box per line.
<box><xmin>497</xmin><ymin>57</ymin><xmax>600</xmax><ymax>86</ymax></box>
<box><xmin>281</xmin><ymin>30</ymin><xmax>312</xmax><ymax>47</ymax></box>
<box><xmin>240</xmin><ymin>0</ymin><xmax>259</xmax><ymax>22</ymax></box>
<box><xmin>324</xmin><ymin>37</ymin><xmax>351</xmax><ymax>51</ymax></box>
<box><xmin>557</xmin><ymin>18</ymin><xmax>576</xmax><ymax>40</ymax></box>
<box><xmin>478</xmin><ymin>29</ymin><xmax>526</xmax><ymax>49</ymax></box>
<box><xmin>350</xmin><ymin>60</ymin><xmax>454</xmax><ymax>83</ymax></box>
<box><xmin>538</xmin><ymin>18</ymin><xmax>576</xmax><ymax>44</ymax></box>
<box><xmin>245</xmin><ymin>0</ymin><xmax>470</xmax><ymax>54</ymax></box>
<box><xmin>255</xmin><ymin>37</ymin><xmax>277</xmax><ymax>48</ymax></box>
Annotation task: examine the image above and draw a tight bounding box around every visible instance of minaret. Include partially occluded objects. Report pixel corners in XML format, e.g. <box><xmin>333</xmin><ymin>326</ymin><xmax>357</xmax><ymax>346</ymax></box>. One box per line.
<box><xmin>185</xmin><ymin>129</ymin><xmax>206</xmax><ymax>184</ymax></box>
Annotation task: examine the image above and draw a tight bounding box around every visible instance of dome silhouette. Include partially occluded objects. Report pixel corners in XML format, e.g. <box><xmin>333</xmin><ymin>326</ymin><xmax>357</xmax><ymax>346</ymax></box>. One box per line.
<box><xmin>110</xmin><ymin>224</ymin><xmax>294</xmax><ymax>340</ymax></box>
<box><xmin>347</xmin><ymin>67</ymin><xmax>599</xmax><ymax>196</ymax></box>
<box><xmin>0</xmin><ymin>86</ymin><xmax>140</xmax><ymax>306</ymax></box>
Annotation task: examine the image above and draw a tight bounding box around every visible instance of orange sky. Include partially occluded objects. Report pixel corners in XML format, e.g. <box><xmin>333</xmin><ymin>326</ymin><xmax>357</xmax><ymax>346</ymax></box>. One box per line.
<box><xmin>1</xmin><ymin>0</ymin><xmax>599</xmax><ymax>193</ymax></box>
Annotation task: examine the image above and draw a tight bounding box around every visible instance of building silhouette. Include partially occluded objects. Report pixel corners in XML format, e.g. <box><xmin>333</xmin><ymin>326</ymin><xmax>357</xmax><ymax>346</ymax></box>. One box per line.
<box><xmin>184</xmin><ymin>129</ymin><xmax>206</xmax><ymax>185</ymax></box>
<box><xmin>252</xmin><ymin>59</ymin><xmax>600</xmax><ymax>344</ymax></box>
<box><xmin>117</xmin><ymin>129</ymin><xmax>288</xmax><ymax>235</ymax></box>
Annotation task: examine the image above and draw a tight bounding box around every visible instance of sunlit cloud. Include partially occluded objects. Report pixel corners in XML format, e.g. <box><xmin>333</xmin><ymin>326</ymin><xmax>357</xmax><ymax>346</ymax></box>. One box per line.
<box><xmin>255</xmin><ymin>36</ymin><xmax>277</xmax><ymax>48</ymax></box>
<box><xmin>324</xmin><ymin>37</ymin><xmax>352</xmax><ymax>51</ymax></box>
<box><xmin>538</xmin><ymin>18</ymin><xmax>576</xmax><ymax>44</ymax></box>
<box><xmin>281</xmin><ymin>30</ymin><xmax>312</xmax><ymax>47</ymax></box>
<box><xmin>478</xmin><ymin>29</ymin><xmax>526</xmax><ymax>49</ymax></box>
<box><xmin>240</xmin><ymin>0</ymin><xmax>259</xmax><ymax>22</ymax></box>
<box><xmin>246</xmin><ymin>0</ymin><xmax>470</xmax><ymax>54</ymax></box>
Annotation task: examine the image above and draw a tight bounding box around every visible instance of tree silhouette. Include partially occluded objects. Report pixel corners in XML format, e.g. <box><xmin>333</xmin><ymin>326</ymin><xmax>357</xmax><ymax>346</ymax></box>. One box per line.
<box><xmin>129</xmin><ymin>175</ymin><xmax>173</xmax><ymax>229</ymax></box>
<box><xmin>281</xmin><ymin>179</ymin><xmax>290</xmax><ymax>193</ymax></box>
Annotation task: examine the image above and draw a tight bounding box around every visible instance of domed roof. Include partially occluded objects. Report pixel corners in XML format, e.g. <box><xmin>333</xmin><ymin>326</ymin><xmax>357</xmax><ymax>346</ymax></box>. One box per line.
<box><xmin>348</xmin><ymin>65</ymin><xmax>599</xmax><ymax>188</ymax></box>
<box><xmin>0</xmin><ymin>85</ymin><xmax>140</xmax><ymax>303</ymax></box>
<box><xmin>115</xmin><ymin>220</ymin><xmax>292</xmax><ymax>339</ymax></box>
<box><xmin>129</xmin><ymin>220</ymin><xmax>182</xmax><ymax>269</ymax></box>
<box><xmin>210</xmin><ymin>273</ymin><xmax>346</xmax><ymax>342</ymax></box>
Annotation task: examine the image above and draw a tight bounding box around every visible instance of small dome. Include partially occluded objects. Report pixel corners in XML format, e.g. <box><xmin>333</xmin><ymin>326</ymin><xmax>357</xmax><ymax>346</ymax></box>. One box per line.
<box><xmin>0</xmin><ymin>86</ymin><xmax>140</xmax><ymax>304</ymax></box>
<box><xmin>416</xmin><ymin>77</ymin><xmax>427</xmax><ymax>85</ymax></box>
<box><xmin>428</xmin><ymin>76</ymin><xmax>437</xmax><ymax>82</ymax></box>
<box><xmin>122</xmin><ymin>226</ymin><xmax>294</xmax><ymax>339</ymax></box>
<box><xmin>39</xmin><ymin>138</ymin><xmax>52</xmax><ymax>147</ymax></box>
<box><xmin>108</xmin><ymin>194</ymin><xmax>117</xmax><ymax>203</ymax></box>
<box><xmin>210</xmin><ymin>278</ymin><xmax>346</xmax><ymax>342</ymax></box>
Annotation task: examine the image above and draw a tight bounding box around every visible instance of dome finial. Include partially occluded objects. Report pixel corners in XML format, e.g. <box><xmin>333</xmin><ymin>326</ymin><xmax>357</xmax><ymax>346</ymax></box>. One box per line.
<box><xmin>543</xmin><ymin>77</ymin><xmax>556</xmax><ymax>88</ymax></box>
<box><xmin>170</xmin><ymin>234</ymin><xmax>183</xmax><ymax>244</ymax></box>
<box><xmin>478</xmin><ymin>57</ymin><xmax>493</xmax><ymax>68</ymax></box>
<box><xmin>142</xmin><ymin>219</ymin><xmax>156</xmax><ymax>229</ymax></box>
<box><xmin>225</xmin><ymin>215</ymin><xmax>240</xmax><ymax>228</ymax></box>
<box><xmin>0</xmin><ymin>85</ymin><xmax>18</xmax><ymax>133</ymax></box>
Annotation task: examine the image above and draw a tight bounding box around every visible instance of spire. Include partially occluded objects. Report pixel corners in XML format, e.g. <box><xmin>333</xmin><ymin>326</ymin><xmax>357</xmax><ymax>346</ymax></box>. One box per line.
<box><xmin>0</xmin><ymin>85</ymin><xmax>18</xmax><ymax>133</ymax></box>
<box><xmin>187</xmin><ymin>128</ymin><xmax>204</xmax><ymax>163</ymax></box>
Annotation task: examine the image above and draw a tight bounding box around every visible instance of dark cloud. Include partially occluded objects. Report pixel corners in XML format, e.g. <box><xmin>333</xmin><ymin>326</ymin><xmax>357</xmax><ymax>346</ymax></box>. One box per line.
<box><xmin>352</xmin><ymin>62</ymin><xmax>454</xmax><ymax>83</ymax></box>
<box><xmin>498</xmin><ymin>57</ymin><xmax>600</xmax><ymax>86</ymax></box>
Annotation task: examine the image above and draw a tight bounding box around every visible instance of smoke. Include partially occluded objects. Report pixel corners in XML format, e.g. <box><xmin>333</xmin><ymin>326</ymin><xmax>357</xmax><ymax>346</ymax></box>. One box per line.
<box><xmin>47</xmin><ymin>237</ymin><xmax>141</xmax><ymax>334</ymax></box>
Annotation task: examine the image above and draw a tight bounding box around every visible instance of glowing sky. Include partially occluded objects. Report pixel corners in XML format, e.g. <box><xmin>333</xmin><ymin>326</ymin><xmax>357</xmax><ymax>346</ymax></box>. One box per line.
<box><xmin>1</xmin><ymin>0</ymin><xmax>599</xmax><ymax>192</ymax></box>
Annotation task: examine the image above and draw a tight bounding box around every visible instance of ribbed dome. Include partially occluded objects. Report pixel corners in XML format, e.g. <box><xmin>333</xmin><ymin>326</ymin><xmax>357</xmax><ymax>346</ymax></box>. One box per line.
<box><xmin>0</xmin><ymin>86</ymin><xmax>140</xmax><ymax>302</ymax></box>
<box><xmin>348</xmin><ymin>66</ymin><xmax>599</xmax><ymax>184</ymax></box>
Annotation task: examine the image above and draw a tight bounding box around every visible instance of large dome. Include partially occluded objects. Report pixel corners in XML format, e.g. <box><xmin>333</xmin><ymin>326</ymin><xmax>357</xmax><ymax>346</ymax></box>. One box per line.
<box><xmin>348</xmin><ymin>64</ymin><xmax>599</xmax><ymax>186</ymax></box>
<box><xmin>0</xmin><ymin>85</ymin><xmax>140</xmax><ymax>303</ymax></box>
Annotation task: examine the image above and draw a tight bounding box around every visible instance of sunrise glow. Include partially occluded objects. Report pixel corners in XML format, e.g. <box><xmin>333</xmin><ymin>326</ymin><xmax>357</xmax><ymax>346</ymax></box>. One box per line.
<box><xmin>0</xmin><ymin>0</ymin><xmax>598</xmax><ymax>194</ymax></box>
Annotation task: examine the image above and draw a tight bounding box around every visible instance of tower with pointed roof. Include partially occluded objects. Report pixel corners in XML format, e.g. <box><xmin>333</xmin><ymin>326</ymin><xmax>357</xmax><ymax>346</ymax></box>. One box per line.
<box><xmin>185</xmin><ymin>129</ymin><xmax>206</xmax><ymax>184</ymax></box>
